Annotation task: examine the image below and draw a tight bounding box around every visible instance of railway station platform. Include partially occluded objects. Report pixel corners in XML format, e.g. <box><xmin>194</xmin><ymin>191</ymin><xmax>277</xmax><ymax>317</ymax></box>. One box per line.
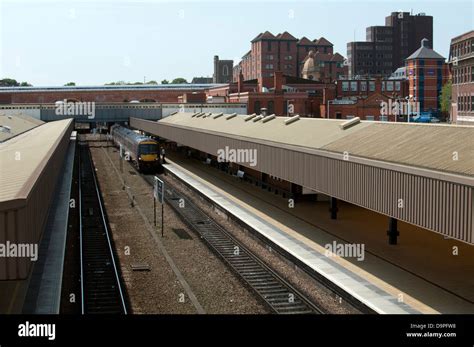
<box><xmin>21</xmin><ymin>138</ymin><xmax>76</xmax><ymax>313</ymax></box>
<box><xmin>162</xmin><ymin>154</ymin><xmax>474</xmax><ymax>314</ymax></box>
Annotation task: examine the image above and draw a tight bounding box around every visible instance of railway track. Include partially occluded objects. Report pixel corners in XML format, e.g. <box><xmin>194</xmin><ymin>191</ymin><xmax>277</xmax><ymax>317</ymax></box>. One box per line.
<box><xmin>79</xmin><ymin>143</ymin><xmax>128</xmax><ymax>314</ymax></box>
<box><xmin>142</xmin><ymin>174</ymin><xmax>325</xmax><ymax>314</ymax></box>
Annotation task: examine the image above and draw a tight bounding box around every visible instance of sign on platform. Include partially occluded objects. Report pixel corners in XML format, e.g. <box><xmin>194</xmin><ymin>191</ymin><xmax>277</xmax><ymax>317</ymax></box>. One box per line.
<box><xmin>154</xmin><ymin>176</ymin><xmax>164</xmax><ymax>204</ymax></box>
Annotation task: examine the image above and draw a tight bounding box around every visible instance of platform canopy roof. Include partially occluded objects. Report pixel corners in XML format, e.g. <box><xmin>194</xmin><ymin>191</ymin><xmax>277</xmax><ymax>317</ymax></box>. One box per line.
<box><xmin>159</xmin><ymin>112</ymin><xmax>474</xmax><ymax>179</ymax></box>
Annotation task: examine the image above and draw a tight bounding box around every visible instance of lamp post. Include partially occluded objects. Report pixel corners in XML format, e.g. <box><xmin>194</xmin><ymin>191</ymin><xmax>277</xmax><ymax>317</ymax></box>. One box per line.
<box><xmin>406</xmin><ymin>94</ymin><xmax>413</xmax><ymax>123</ymax></box>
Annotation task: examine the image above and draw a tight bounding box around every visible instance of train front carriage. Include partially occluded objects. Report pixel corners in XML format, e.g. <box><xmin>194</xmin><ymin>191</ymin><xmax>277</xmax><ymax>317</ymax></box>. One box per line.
<box><xmin>137</xmin><ymin>140</ymin><xmax>159</xmax><ymax>172</ymax></box>
<box><xmin>111</xmin><ymin>124</ymin><xmax>161</xmax><ymax>173</ymax></box>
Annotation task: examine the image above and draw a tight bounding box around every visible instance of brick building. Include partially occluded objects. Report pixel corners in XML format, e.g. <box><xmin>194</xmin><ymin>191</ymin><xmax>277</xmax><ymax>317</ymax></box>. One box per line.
<box><xmin>406</xmin><ymin>38</ymin><xmax>449</xmax><ymax>113</ymax></box>
<box><xmin>233</xmin><ymin>31</ymin><xmax>347</xmax><ymax>89</ymax></box>
<box><xmin>213</xmin><ymin>56</ymin><xmax>233</xmax><ymax>83</ymax></box>
<box><xmin>322</xmin><ymin>77</ymin><xmax>408</xmax><ymax>121</ymax></box>
<box><xmin>0</xmin><ymin>84</ymin><xmax>217</xmax><ymax>104</ymax></box>
<box><xmin>449</xmin><ymin>30</ymin><xmax>474</xmax><ymax>125</ymax></box>
<box><xmin>209</xmin><ymin>71</ymin><xmax>334</xmax><ymax>117</ymax></box>
<box><xmin>347</xmin><ymin>11</ymin><xmax>433</xmax><ymax>77</ymax></box>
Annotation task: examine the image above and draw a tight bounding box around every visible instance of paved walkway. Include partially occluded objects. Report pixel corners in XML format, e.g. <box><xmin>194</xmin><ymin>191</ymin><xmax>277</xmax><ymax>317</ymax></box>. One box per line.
<box><xmin>164</xmin><ymin>154</ymin><xmax>474</xmax><ymax>314</ymax></box>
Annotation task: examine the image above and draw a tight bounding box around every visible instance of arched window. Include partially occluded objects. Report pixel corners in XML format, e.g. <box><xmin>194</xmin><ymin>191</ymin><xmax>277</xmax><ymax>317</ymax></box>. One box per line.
<box><xmin>267</xmin><ymin>100</ymin><xmax>274</xmax><ymax>114</ymax></box>
<box><xmin>254</xmin><ymin>100</ymin><xmax>261</xmax><ymax>114</ymax></box>
<box><xmin>222</xmin><ymin>65</ymin><xmax>229</xmax><ymax>76</ymax></box>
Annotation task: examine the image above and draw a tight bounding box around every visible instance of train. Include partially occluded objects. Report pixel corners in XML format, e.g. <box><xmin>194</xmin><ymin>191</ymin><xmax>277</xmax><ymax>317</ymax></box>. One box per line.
<box><xmin>110</xmin><ymin>124</ymin><xmax>161</xmax><ymax>173</ymax></box>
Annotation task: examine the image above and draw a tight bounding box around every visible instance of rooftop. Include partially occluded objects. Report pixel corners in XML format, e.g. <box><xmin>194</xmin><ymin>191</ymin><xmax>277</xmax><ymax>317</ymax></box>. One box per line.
<box><xmin>0</xmin><ymin>118</ymin><xmax>73</xmax><ymax>203</ymax></box>
<box><xmin>159</xmin><ymin>112</ymin><xmax>474</xmax><ymax>178</ymax></box>
<box><xmin>0</xmin><ymin>114</ymin><xmax>43</xmax><ymax>142</ymax></box>
<box><xmin>0</xmin><ymin>84</ymin><xmax>225</xmax><ymax>93</ymax></box>
<box><xmin>406</xmin><ymin>39</ymin><xmax>445</xmax><ymax>60</ymax></box>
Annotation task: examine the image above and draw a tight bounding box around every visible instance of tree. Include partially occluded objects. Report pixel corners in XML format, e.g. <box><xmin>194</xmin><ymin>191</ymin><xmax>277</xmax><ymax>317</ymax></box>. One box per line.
<box><xmin>105</xmin><ymin>81</ymin><xmax>126</xmax><ymax>85</ymax></box>
<box><xmin>64</xmin><ymin>82</ymin><xmax>76</xmax><ymax>86</ymax></box>
<box><xmin>0</xmin><ymin>78</ymin><xmax>19</xmax><ymax>87</ymax></box>
<box><xmin>161</xmin><ymin>79</ymin><xmax>169</xmax><ymax>84</ymax></box>
<box><xmin>440</xmin><ymin>80</ymin><xmax>452</xmax><ymax>114</ymax></box>
<box><xmin>0</xmin><ymin>79</ymin><xmax>32</xmax><ymax>86</ymax></box>
<box><xmin>171</xmin><ymin>77</ymin><xmax>188</xmax><ymax>84</ymax></box>
<box><xmin>147</xmin><ymin>80</ymin><xmax>158</xmax><ymax>85</ymax></box>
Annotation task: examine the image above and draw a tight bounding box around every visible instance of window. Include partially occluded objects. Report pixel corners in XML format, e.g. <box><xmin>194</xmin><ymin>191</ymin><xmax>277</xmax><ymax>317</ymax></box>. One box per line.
<box><xmin>380</xmin><ymin>115</ymin><xmax>388</xmax><ymax>121</ymax></box>
<box><xmin>342</xmin><ymin>81</ymin><xmax>349</xmax><ymax>91</ymax></box>
<box><xmin>366</xmin><ymin>115</ymin><xmax>375</xmax><ymax>121</ymax></box>
<box><xmin>265</xmin><ymin>64</ymin><xmax>274</xmax><ymax>69</ymax></box>
<box><xmin>395</xmin><ymin>81</ymin><xmax>401</xmax><ymax>91</ymax></box>
<box><xmin>222</xmin><ymin>65</ymin><xmax>229</xmax><ymax>76</ymax></box>
<box><xmin>346</xmin><ymin>115</ymin><xmax>355</xmax><ymax>119</ymax></box>
<box><xmin>267</xmin><ymin>41</ymin><xmax>272</xmax><ymax>51</ymax></box>
<box><xmin>369</xmin><ymin>81</ymin><xmax>375</xmax><ymax>91</ymax></box>
<box><xmin>254</xmin><ymin>100</ymin><xmax>261</xmax><ymax>114</ymax></box>
<box><xmin>360</xmin><ymin>82</ymin><xmax>367</xmax><ymax>91</ymax></box>
<box><xmin>267</xmin><ymin>100</ymin><xmax>275</xmax><ymax>114</ymax></box>
<box><xmin>266</xmin><ymin>54</ymin><xmax>274</xmax><ymax>60</ymax></box>
<box><xmin>350</xmin><ymin>81</ymin><xmax>358</xmax><ymax>92</ymax></box>
<box><xmin>286</xmin><ymin>41</ymin><xmax>291</xmax><ymax>51</ymax></box>
<box><xmin>386</xmin><ymin>81</ymin><xmax>394</xmax><ymax>91</ymax></box>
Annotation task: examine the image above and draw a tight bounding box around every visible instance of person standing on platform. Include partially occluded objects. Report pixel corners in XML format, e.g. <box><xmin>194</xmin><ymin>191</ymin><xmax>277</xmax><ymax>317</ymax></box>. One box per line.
<box><xmin>161</xmin><ymin>146</ymin><xmax>166</xmax><ymax>164</ymax></box>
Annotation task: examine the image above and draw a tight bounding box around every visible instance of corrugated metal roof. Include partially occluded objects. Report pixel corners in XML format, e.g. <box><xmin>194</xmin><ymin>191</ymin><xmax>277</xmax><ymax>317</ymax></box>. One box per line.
<box><xmin>160</xmin><ymin>112</ymin><xmax>372</xmax><ymax>149</ymax></box>
<box><xmin>159</xmin><ymin>113</ymin><xmax>474</xmax><ymax>177</ymax></box>
<box><xmin>0</xmin><ymin>114</ymin><xmax>43</xmax><ymax>142</ymax></box>
<box><xmin>0</xmin><ymin>118</ymin><xmax>73</xmax><ymax>202</ymax></box>
<box><xmin>322</xmin><ymin>122</ymin><xmax>474</xmax><ymax>176</ymax></box>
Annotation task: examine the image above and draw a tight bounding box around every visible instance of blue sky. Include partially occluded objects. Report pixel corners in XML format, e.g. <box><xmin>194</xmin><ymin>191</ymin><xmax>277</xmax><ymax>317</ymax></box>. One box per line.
<box><xmin>0</xmin><ymin>0</ymin><xmax>472</xmax><ymax>86</ymax></box>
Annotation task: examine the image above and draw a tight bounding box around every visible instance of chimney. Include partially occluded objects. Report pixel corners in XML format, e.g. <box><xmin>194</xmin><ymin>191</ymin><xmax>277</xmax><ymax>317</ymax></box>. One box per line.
<box><xmin>213</xmin><ymin>56</ymin><xmax>219</xmax><ymax>83</ymax></box>
<box><xmin>237</xmin><ymin>70</ymin><xmax>244</xmax><ymax>93</ymax></box>
<box><xmin>375</xmin><ymin>77</ymin><xmax>382</xmax><ymax>94</ymax></box>
<box><xmin>421</xmin><ymin>38</ymin><xmax>429</xmax><ymax>48</ymax></box>
<box><xmin>274</xmin><ymin>71</ymin><xmax>284</xmax><ymax>93</ymax></box>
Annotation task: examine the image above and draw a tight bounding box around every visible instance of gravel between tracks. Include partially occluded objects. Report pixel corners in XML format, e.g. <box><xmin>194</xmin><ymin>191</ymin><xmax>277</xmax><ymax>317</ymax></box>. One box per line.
<box><xmin>89</xmin><ymin>142</ymin><xmax>269</xmax><ymax>314</ymax></box>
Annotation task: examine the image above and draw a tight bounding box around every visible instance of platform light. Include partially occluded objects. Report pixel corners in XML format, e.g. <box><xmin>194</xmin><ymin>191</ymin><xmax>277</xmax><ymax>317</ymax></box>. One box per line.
<box><xmin>213</xmin><ymin>112</ymin><xmax>224</xmax><ymax>119</ymax></box>
<box><xmin>284</xmin><ymin>115</ymin><xmax>300</xmax><ymax>125</ymax></box>
<box><xmin>226</xmin><ymin>113</ymin><xmax>237</xmax><ymax>120</ymax></box>
<box><xmin>252</xmin><ymin>115</ymin><xmax>264</xmax><ymax>122</ymax></box>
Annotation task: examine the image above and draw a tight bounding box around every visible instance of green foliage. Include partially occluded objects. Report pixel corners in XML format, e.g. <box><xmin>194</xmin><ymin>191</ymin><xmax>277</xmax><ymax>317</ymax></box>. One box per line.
<box><xmin>64</xmin><ymin>82</ymin><xmax>76</xmax><ymax>86</ymax></box>
<box><xmin>439</xmin><ymin>80</ymin><xmax>452</xmax><ymax>114</ymax></box>
<box><xmin>171</xmin><ymin>78</ymin><xmax>188</xmax><ymax>84</ymax></box>
<box><xmin>0</xmin><ymin>79</ymin><xmax>32</xmax><ymax>87</ymax></box>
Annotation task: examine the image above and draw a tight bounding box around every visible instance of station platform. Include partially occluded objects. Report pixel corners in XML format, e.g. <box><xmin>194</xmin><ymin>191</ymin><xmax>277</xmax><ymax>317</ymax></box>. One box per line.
<box><xmin>21</xmin><ymin>140</ymin><xmax>76</xmax><ymax>314</ymax></box>
<box><xmin>163</xmin><ymin>154</ymin><xmax>474</xmax><ymax>314</ymax></box>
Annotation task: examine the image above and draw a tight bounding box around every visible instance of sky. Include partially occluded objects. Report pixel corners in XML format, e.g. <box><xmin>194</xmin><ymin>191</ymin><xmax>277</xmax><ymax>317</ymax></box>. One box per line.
<box><xmin>0</xmin><ymin>0</ymin><xmax>472</xmax><ymax>86</ymax></box>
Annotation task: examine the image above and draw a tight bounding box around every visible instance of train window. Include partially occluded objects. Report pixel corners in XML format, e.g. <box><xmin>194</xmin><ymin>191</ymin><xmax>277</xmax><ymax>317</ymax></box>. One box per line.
<box><xmin>140</xmin><ymin>143</ymin><xmax>158</xmax><ymax>154</ymax></box>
